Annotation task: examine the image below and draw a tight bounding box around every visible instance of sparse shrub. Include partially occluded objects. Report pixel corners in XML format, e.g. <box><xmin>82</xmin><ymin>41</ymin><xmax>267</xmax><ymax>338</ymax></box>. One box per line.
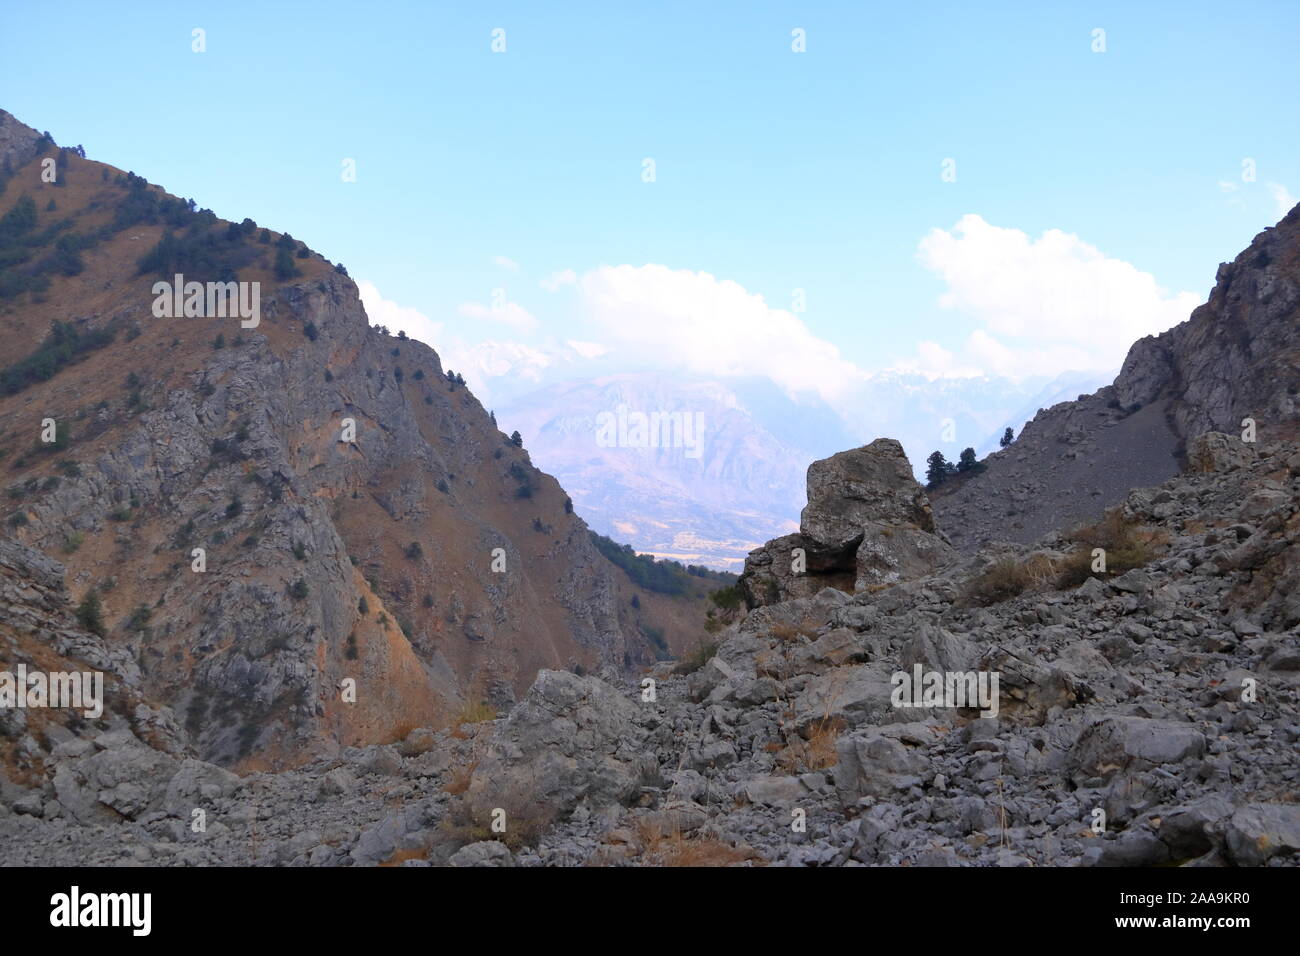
<box><xmin>960</xmin><ymin>557</ymin><xmax>1036</xmax><ymax>606</ymax></box>
<box><xmin>288</xmin><ymin>578</ymin><xmax>309</xmax><ymax>600</ymax></box>
<box><xmin>641</xmin><ymin>623</ymin><xmax>669</xmax><ymax>660</ymax></box>
<box><xmin>75</xmin><ymin>590</ymin><xmax>105</xmax><ymax>636</ymax></box>
<box><xmin>125</xmin><ymin>604</ymin><xmax>151</xmax><ymax>632</ymax></box>
<box><xmin>61</xmin><ymin>530</ymin><xmax>84</xmax><ymax>553</ymax></box>
<box><xmin>457</xmin><ymin>700</ymin><xmax>496</xmax><ymax>725</ymax></box>
<box><xmin>1057</xmin><ymin>509</ymin><xmax>1163</xmax><ymax>586</ymax></box>
<box><xmin>770</xmin><ymin>620</ymin><xmax>818</xmax><ymax>642</ymax></box>
<box><xmin>404</xmin><ymin>541</ymin><xmax>423</xmax><ymax>560</ymax></box>
<box><xmin>673</xmin><ymin>639</ymin><xmax>720</xmax><ymax>675</ymax></box>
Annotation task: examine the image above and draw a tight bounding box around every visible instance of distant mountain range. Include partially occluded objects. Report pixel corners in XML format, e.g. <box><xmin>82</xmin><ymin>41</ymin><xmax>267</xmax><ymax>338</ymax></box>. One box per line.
<box><xmin>498</xmin><ymin>368</ymin><xmax>1113</xmax><ymax>569</ymax></box>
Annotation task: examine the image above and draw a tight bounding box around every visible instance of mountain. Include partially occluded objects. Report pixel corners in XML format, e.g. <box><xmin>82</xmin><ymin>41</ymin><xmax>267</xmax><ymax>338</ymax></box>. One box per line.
<box><xmin>929</xmin><ymin>202</ymin><xmax>1300</xmax><ymax>553</ymax></box>
<box><xmin>0</xmin><ymin>109</ymin><xmax>715</xmax><ymax>774</ymax></box>
<box><xmin>498</xmin><ymin>370</ymin><xmax>1112</xmax><ymax>569</ymax></box>
<box><xmin>9</xmin><ymin>337</ymin><xmax>1297</xmax><ymax>867</ymax></box>
<box><xmin>497</xmin><ymin>374</ymin><xmax>829</xmax><ymax>570</ymax></box>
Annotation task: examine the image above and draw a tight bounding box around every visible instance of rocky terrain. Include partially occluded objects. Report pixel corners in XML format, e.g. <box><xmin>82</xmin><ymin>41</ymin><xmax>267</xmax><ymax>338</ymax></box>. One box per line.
<box><xmin>3</xmin><ymin>431</ymin><xmax>1297</xmax><ymax>866</ymax></box>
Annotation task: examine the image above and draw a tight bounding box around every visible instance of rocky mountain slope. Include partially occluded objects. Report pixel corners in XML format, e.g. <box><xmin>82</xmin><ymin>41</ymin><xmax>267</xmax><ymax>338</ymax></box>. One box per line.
<box><xmin>4</xmin><ymin>432</ymin><xmax>1296</xmax><ymax>866</ymax></box>
<box><xmin>931</xmin><ymin>203</ymin><xmax>1300</xmax><ymax>554</ymax></box>
<box><xmin>0</xmin><ymin>108</ymin><xmax>713</xmax><ymax>772</ymax></box>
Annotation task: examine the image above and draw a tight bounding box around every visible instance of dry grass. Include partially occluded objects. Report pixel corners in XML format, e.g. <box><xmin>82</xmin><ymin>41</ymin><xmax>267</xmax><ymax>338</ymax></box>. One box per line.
<box><xmin>442</xmin><ymin>759</ymin><xmax>478</xmax><ymax>796</ymax></box>
<box><xmin>438</xmin><ymin>780</ymin><xmax>555</xmax><ymax>853</ymax></box>
<box><xmin>379</xmin><ymin>846</ymin><xmax>430</xmax><ymax>867</ymax></box>
<box><xmin>961</xmin><ymin>510</ymin><xmax>1166</xmax><ymax>605</ymax></box>
<box><xmin>672</xmin><ymin>638</ymin><xmax>720</xmax><ymax>675</ymax></box>
<box><xmin>775</xmin><ymin>717</ymin><xmax>842</xmax><ymax>774</ymax></box>
<box><xmin>965</xmin><ymin>551</ymin><xmax>1063</xmax><ymax>603</ymax></box>
<box><xmin>456</xmin><ymin>699</ymin><xmax>496</xmax><ymax>725</ymax></box>
<box><xmin>382</xmin><ymin>720</ymin><xmax>421</xmax><ymax>746</ymax></box>
<box><xmin>635</xmin><ymin>821</ymin><xmax>762</xmax><ymax>867</ymax></box>
<box><xmin>1058</xmin><ymin>509</ymin><xmax>1166</xmax><ymax>587</ymax></box>
<box><xmin>769</xmin><ymin>619</ymin><xmax>819</xmax><ymax>643</ymax></box>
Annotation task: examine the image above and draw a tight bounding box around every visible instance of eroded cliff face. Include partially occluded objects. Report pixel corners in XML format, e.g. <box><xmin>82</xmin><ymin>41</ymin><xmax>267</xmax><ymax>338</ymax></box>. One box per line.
<box><xmin>1115</xmin><ymin>205</ymin><xmax>1300</xmax><ymax>440</ymax></box>
<box><xmin>0</xmin><ymin>109</ymin><xmax>699</xmax><ymax>770</ymax></box>
<box><xmin>930</xmin><ymin>203</ymin><xmax>1300</xmax><ymax>554</ymax></box>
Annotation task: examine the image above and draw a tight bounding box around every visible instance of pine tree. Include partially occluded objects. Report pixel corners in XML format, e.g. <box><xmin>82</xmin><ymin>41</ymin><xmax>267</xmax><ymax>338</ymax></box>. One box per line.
<box><xmin>957</xmin><ymin>447</ymin><xmax>977</xmax><ymax>472</ymax></box>
<box><xmin>510</xmin><ymin>430</ymin><xmax>523</xmax><ymax>447</ymax></box>
<box><xmin>925</xmin><ymin>450</ymin><xmax>953</xmax><ymax>488</ymax></box>
<box><xmin>1000</xmin><ymin>427</ymin><xmax>1014</xmax><ymax>448</ymax></box>
<box><xmin>274</xmin><ymin>247</ymin><xmax>301</xmax><ymax>280</ymax></box>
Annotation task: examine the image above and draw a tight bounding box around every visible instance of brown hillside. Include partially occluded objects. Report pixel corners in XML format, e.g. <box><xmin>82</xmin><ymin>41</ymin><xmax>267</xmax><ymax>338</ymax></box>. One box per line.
<box><xmin>0</xmin><ymin>109</ymin><xmax>718</xmax><ymax>770</ymax></box>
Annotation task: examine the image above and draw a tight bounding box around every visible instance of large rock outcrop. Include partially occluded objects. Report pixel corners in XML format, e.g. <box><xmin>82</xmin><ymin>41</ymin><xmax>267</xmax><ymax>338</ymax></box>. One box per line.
<box><xmin>739</xmin><ymin>439</ymin><xmax>954</xmax><ymax>607</ymax></box>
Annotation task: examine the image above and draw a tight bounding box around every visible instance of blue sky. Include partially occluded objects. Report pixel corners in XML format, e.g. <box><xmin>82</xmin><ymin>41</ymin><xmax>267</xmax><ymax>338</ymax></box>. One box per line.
<box><xmin>3</xmin><ymin>0</ymin><xmax>1297</xmax><ymax>407</ymax></box>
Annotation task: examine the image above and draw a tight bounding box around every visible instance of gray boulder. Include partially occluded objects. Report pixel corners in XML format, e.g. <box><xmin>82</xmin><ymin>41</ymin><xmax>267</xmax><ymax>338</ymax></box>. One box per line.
<box><xmin>1070</xmin><ymin>717</ymin><xmax>1206</xmax><ymax>781</ymax></box>
<box><xmin>465</xmin><ymin>670</ymin><xmax>656</xmax><ymax>824</ymax></box>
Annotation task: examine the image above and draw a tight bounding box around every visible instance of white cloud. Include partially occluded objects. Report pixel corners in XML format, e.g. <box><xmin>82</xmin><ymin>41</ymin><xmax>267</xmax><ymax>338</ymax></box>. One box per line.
<box><xmin>493</xmin><ymin>255</ymin><xmax>520</xmax><ymax>271</ymax></box>
<box><xmin>904</xmin><ymin>340</ymin><xmax>984</xmax><ymax>379</ymax></box>
<box><xmin>1267</xmin><ymin>182</ymin><xmax>1296</xmax><ymax>217</ymax></box>
<box><xmin>359</xmin><ymin>280</ymin><xmax>561</xmax><ymax>403</ymax></box>
<box><xmin>565</xmin><ymin>339</ymin><xmax>609</xmax><ymax>359</ymax></box>
<box><xmin>573</xmin><ymin>264</ymin><xmax>867</xmax><ymax>407</ymax></box>
<box><xmin>357</xmin><ymin>280</ymin><xmax>444</xmax><ymax>344</ymax></box>
<box><xmin>908</xmin><ymin>215</ymin><xmax>1199</xmax><ymax>379</ymax></box>
<box><xmin>540</xmin><ymin>269</ymin><xmax>577</xmax><ymax>292</ymax></box>
<box><xmin>446</xmin><ymin>339</ymin><xmax>554</xmax><ymax>395</ymax></box>
<box><xmin>1218</xmin><ymin>181</ymin><xmax>1239</xmax><ymax>193</ymax></box>
<box><xmin>457</xmin><ymin>300</ymin><xmax>539</xmax><ymax>333</ymax></box>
